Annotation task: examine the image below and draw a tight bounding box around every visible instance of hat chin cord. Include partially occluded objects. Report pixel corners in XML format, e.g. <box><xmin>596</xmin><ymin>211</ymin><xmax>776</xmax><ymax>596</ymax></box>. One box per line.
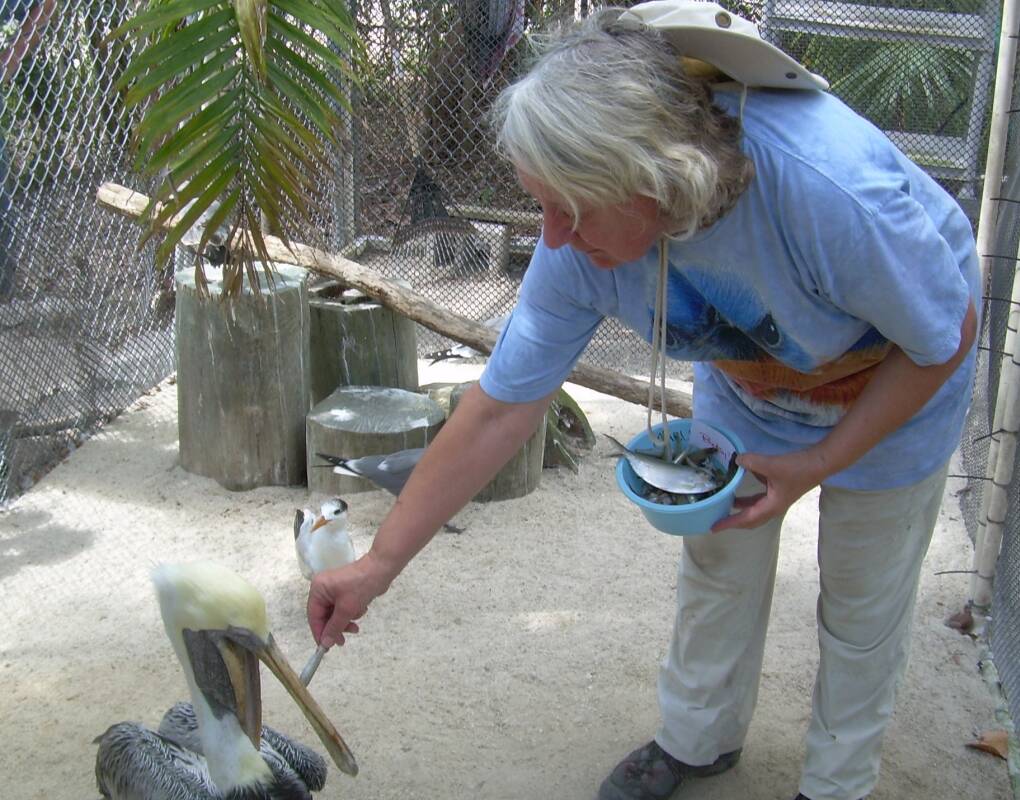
<box><xmin>647</xmin><ymin>236</ymin><xmax>674</xmax><ymax>460</ymax></box>
<box><xmin>644</xmin><ymin>79</ymin><xmax>747</xmax><ymax>457</ymax></box>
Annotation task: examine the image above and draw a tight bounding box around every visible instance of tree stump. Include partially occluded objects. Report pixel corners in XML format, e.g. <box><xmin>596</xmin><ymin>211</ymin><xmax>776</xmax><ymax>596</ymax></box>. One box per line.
<box><xmin>175</xmin><ymin>265</ymin><xmax>310</xmax><ymax>491</ymax></box>
<box><xmin>418</xmin><ymin>381</ymin><xmax>457</xmax><ymax>417</ymax></box>
<box><xmin>449</xmin><ymin>381</ymin><xmax>546</xmax><ymax>502</ymax></box>
<box><xmin>420</xmin><ymin>383</ymin><xmax>593</xmax><ymax>472</ymax></box>
<box><xmin>308</xmin><ymin>282</ymin><xmax>419</xmax><ymax>405</ymax></box>
<box><xmin>306</xmin><ymin>386</ymin><xmax>445</xmax><ymax>495</ymax></box>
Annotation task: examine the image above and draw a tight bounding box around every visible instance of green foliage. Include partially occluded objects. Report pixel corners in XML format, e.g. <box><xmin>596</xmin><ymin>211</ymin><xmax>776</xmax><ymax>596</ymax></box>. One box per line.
<box><xmin>112</xmin><ymin>0</ymin><xmax>365</xmax><ymax>297</ymax></box>
<box><xmin>787</xmin><ymin>32</ymin><xmax>975</xmax><ymax>136</ymax></box>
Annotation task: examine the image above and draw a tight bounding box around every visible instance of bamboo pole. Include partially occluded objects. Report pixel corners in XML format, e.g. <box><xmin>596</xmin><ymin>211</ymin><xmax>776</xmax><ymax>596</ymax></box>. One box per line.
<box><xmin>970</xmin><ymin>260</ymin><xmax>1020</xmax><ymax>611</ymax></box>
<box><xmin>968</xmin><ymin>0</ymin><xmax>1020</xmax><ymax>610</ymax></box>
<box><xmin>96</xmin><ymin>182</ymin><xmax>692</xmax><ymax>417</ymax></box>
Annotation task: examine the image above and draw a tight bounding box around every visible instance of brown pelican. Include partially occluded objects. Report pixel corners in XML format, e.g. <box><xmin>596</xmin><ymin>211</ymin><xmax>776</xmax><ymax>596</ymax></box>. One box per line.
<box><xmin>94</xmin><ymin>562</ymin><xmax>357</xmax><ymax>798</ymax></box>
<box><xmin>95</xmin><ymin>702</ymin><xmax>326</xmax><ymax>799</ymax></box>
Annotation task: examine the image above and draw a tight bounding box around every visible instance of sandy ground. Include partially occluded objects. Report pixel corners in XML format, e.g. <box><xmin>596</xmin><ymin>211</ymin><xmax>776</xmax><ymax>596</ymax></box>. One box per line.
<box><xmin>0</xmin><ymin>360</ymin><xmax>1009</xmax><ymax>800</ymax></box>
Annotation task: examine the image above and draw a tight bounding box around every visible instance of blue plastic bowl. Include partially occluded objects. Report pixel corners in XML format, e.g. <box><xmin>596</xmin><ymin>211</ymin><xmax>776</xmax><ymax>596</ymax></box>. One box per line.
<box><xmin>615</xmin><ymin>419</ymin><xmax>746</xmax><ymax>536</ymax></box>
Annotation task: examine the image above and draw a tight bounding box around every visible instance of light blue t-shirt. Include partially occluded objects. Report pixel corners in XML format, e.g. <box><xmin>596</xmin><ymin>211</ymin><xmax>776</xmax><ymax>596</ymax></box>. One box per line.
<box><xmin>480</xmin><ymin>88</ymin><xmax>980</xmax><ymax>490</ymax></box>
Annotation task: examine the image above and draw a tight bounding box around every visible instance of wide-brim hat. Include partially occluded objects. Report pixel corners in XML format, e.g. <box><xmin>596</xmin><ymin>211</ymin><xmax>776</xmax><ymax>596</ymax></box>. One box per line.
<box><xmin>619</xmin><ymin>0</ymin><xmax>829</xmax><ymax>91</ymax></box>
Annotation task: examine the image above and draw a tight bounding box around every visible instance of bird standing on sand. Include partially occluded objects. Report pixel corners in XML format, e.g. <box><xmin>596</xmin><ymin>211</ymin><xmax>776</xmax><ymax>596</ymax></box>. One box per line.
<box><xmin>423</xmin><ymin>312</ymin><xmax>510</xmax><ymax>364</ymax></box>
<box><xmin>93</xmin><ymin>561</ymin><xmax>357</xmax><ymax>799</ymax></box>
<box><xmin>293</xmin><ymin>498</ymin><xmax>358</xmax><ymax>684</ymax></box>
<box><xmin>317</xmin><ymin>450</ymin><xmax>423</xmax><ymax>495</ymax></box>
<box><xmin>294</xmin><ymin>498</ymin><xmax>356</xmax><ymax>580</ymax></box>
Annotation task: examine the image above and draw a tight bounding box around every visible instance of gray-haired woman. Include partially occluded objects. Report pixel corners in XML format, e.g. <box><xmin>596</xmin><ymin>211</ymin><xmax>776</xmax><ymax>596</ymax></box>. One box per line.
<box><xmin>308</xmin><ymin>3</ymin><xmax>979</xmax><ymax>799</ymax></box>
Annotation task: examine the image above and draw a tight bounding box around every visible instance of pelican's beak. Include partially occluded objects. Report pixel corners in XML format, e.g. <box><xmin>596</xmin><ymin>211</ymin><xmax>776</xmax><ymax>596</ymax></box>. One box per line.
<box><xmin>182</xmin><ymin>626</ymin><xmax>358</xmax><ymax>776</ymax></box>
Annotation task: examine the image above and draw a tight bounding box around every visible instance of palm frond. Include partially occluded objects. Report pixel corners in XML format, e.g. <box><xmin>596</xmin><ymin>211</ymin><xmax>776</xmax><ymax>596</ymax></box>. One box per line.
<box><xmin>795</xmin><ymin>32</ymin><xmax>974</xmax><ymax>135</ymax></box>
<box><xmin>115</xmin><ymin>0</ymin><xmax>364</xmax><ymax>298</ymax></box>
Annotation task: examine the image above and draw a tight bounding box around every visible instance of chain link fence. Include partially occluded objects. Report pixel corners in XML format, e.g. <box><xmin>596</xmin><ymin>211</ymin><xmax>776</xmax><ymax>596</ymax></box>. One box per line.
<box><xmin>0</xmin><ymin>0</ymin><xmax>1016</xmax><ymax>715</ymax></box>
<box><xmin>964</xmin><ymin>88</ymin><xmax>1020</xmax><ymax>762</ymax></box>
<box><xmin>0</xmin><ymin>0</ymin><xmax>171</xmax><ymax>506</ymax></box>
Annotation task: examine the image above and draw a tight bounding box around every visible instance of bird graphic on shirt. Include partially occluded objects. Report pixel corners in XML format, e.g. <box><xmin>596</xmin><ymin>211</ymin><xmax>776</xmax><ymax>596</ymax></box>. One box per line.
<box><xmin>654</xmin><ymin>264</ymin><xmax>892</xmax><ymax>418</ymax></box>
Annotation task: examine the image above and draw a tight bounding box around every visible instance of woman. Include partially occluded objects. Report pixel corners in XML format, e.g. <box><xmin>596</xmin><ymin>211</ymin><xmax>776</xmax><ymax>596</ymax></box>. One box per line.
<box><xmin>308</xmin><ymin>3</ymin><xmax>979</xmax><ymax>799</ymax></box>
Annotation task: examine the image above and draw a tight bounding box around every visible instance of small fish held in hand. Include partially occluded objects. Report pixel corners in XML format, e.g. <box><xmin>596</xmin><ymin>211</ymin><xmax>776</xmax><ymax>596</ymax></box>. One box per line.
<box><xmin>605</xmin><ymin>434</ymin><xmax>720</xmax><ymax>495</ymax></box>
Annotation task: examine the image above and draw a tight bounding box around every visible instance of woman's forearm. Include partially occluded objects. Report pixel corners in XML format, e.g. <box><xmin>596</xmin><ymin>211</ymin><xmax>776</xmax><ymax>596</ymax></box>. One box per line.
<box><xmin>366</xmin><ymin>383</ymin><xmax>555</xmax><ymax>584</ymax></box>
<box><xmin>809</xmin><ymin>300</ymin><xmax>977</xmax><ymax>480</ymax></box>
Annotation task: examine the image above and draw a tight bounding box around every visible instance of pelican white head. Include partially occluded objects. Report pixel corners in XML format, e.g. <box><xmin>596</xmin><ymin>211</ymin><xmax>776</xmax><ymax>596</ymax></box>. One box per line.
<box><xmin>152</xmin><ymin>561</ymin><xmax>358</xmax><ymax>792</ymax></box>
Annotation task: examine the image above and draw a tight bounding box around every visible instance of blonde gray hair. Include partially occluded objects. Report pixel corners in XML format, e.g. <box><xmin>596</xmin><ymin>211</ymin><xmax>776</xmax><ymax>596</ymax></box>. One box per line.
<box><xmin>489</xmin><ymin>7</ymin><xmax>753</xmax><ymax>239</ymax></box>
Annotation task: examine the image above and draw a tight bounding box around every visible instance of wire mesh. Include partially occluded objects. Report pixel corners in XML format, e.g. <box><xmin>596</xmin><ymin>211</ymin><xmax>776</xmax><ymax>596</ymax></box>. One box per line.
<box><xmin>762</xmin><ymin>0</ymin><xmax>998</xmax><ymax>216</ymax></box>
<box><xmin>0</xmin><ymin>0</ymin><xmax>172</xmax><ymax>506</ymax></box>
<box><xmin>975</xmin><ymin>121</ymin><xmax>1020</xmax><ymax>754</ymax></box>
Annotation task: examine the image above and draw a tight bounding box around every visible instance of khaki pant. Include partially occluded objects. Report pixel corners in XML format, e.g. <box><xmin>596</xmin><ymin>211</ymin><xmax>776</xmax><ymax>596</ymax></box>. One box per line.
<box><xmin>655</xmin><ymin>463</ymin><xmax>949</xmax><ymax>800</ymax></box>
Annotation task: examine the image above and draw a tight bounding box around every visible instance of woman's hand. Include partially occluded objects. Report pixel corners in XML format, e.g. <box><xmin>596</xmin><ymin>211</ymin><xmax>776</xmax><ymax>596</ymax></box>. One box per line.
<box><xmin>711</xmin><ymin>448</ymin><xmax>829</xmax><ymax>532</ymax></box>
<box><xmin>307</xmin><ymin>550</ymin><xmax>397</xmax><ymax>648</ymax></box>
<box><xmin>713</xmin><ymin>299</ymin><xmax>978</xmax><ymax>534</ymax></box>
<box><xmin>305</xmin><ymin>384</ymin><xmax>555</xmax><ymax>649</ymax></box>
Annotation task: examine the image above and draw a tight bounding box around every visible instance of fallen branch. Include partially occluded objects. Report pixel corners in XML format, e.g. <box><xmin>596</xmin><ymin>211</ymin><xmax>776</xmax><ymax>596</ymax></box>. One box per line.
<box><xmin>96</xmin><ymin>182</ymin><xmax>692</xmax><ymax>417</ymax></box>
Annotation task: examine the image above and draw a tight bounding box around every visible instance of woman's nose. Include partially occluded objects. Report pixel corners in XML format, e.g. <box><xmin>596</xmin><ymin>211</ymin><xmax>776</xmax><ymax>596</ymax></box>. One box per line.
<box><xmin>541</xmin><ymin>207</ymin><xmax>574</xmax><ymax>249</ymax></box>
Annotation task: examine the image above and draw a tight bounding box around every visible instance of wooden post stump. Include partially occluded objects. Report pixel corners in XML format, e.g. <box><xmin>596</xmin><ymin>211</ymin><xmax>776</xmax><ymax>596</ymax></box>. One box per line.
<box><xmin>308</xmin><ymin>281</ymin><xmax>419</xmax><ymax>405</ymax></box>
<box><xmin>176</xmin><ymin>264</ymin><xmax>310</xmax><ymax>491</ymax></box>
<box><xmin>449</xmin><ymin>382</ymin><xmax>546</xmax><ymax>502</ymax></box>
<box><xmin>418</xmin><ymin>381</ymin><xmax>457</xmax><ymax>417</ymax></box>
<box><xmin>307</xmin><ymin>386</ymin><xmax>444</xmax><ymax>495</ymax></box>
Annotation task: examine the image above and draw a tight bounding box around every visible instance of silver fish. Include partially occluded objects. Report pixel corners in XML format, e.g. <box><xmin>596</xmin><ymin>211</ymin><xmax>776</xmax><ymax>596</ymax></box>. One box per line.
<box><xmin>606</xmin><ymin>434</ymin><xmax>720</xmax><ymax>495</ymax></box>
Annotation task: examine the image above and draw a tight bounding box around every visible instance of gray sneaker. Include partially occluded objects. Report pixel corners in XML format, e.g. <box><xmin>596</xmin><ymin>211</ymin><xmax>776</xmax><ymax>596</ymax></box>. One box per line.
<box><xmin>598</xmin><ymin>740</ymin><xmax>741</xmax><ymax>800</ymax></box>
